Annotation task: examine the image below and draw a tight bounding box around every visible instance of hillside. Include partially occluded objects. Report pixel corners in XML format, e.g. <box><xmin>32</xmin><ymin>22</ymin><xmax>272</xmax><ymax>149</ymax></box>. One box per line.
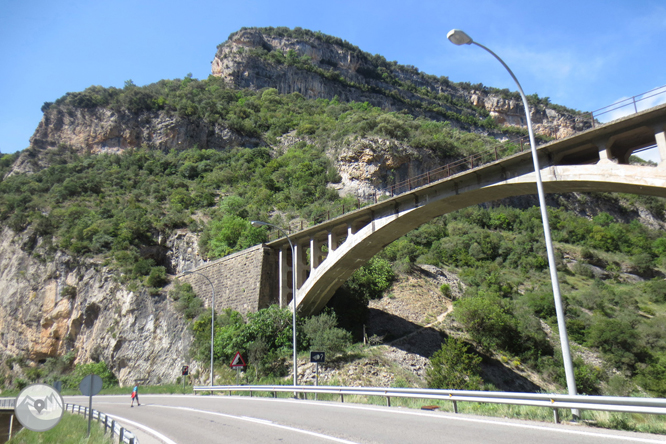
<box><xmin>1</xmin><ymin>27</ymin><xmax>666</xmax><ymax>402</ymax></box>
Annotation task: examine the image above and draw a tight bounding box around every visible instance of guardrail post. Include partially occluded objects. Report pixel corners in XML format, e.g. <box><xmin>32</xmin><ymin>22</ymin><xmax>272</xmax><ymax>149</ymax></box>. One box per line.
<box><xmin>8</xmin><ymin>413</ymin><xmax>14</xmax><ymax>441</ymax></box>
<box><xmin>553</xmin><ymin>408</ymin><xmax>560</xmax><ymax>424</ymax></box>
<box><xmin>387</xmin><ymin>397</ymin><xmax>391</xmax><ymax>407</ymax></box>
<box><xmin>111</xmin><ymin>420</ymin><xmax>115</xmax><ymax>437</ymax></box>
<box><xmin>104</xmin><ymin>415</ymin><xmax>109</xmax><ymax>434</ymax></box>
<box><xmin>340</xmin><ymin>394</ymin><xmax>344</xmax><ymax>403</ymax></box>
<box><xmin>273</xmin><ymin>391</ymin><xmax>277</xmax><ymax>398</ymax></box>
<box><xmin>452</xmin><ymin>400</ymin><xmax>458</xmax><ymax>414</ymax></box>
<box><xmin>129</xmin><ymin>437</ymin><xmax>135</xmax><ymax>444</ymax></box>
<box><xmin>119</xmin><ymin>427</ymin><xmax>124</xmax><ymax>444</ymax></box>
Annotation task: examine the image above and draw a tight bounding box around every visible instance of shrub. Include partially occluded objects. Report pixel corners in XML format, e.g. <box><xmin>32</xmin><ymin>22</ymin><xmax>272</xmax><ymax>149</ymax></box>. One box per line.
<box><xmin>62</xmin><ymin>361</ymin><xmax>117</xmax><ymax>389</ymax></box>
<box><xmin>344</xmin><ymin>257</ymin><xmax>395</xmax><ymax>302</ymax></box>
<box><xmin>426</xmin><ymin>337</ymin><xmax>483</xmax><ymax>390</ymax></box>
<box><xmin>170</xmin><ymin>281</ymin><xmax>203</xmax><ymax>320</ymax></box>
<box><xmin>303</xmin><ymin>311</ymin><xmax>352</xmax><ymax>357</ymax></box>
<box><xmin>454</xmin><ymin>293</ymin><xmax>518</xmax><ymax>352</ymax></box>
<box><xmin>145</xmin><ymin>266</ymin><xmax>169</xmax><ymax>288</ymax></box>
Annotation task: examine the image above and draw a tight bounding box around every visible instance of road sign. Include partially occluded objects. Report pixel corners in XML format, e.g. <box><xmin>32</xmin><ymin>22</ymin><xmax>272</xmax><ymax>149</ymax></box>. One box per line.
<box><xmin>230</xmin><ymin>352</ymin><xmax>247</xmax><ymax>368</ymax></box>
<box><xmin>79</xmin><ymin>374</ymin><xmax>103</xmax><ymax>396</ymax></box>
<box><xmin>182</xmin><ymin>365</ymin><xmax>189</xmax><ymax>376</ymax></box>
<box><xmin>310</xmin><ymin>352</ymin><xmax>326</xmax><ymax>363</ymax></box>
<box><xmin>78</xmin><ymin>374</ymin><xmax>103</xmax><ymax>437</ymax></box>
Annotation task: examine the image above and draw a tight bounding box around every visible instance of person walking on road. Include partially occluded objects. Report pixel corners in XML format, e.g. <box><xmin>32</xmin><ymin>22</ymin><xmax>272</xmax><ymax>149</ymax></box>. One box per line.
<box><xmin>130</xmin><ymin>384</ymin><xmax>140</xmax><ymax>407</ymax></box>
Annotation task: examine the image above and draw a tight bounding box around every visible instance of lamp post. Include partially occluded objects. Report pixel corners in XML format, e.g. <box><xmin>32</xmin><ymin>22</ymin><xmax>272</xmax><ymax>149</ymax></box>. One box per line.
<box><xmin>447</xmin><ymin>30</ymin><xmax>579</xmax><ymax>409</ymax></box>
<box><xmin>183</xmin><ymin>270</ymin><xmax>215</xmax><ymax>387</ymax></box>
<box><xmin>251</xmin><ymin>220</ymin><xmax>299</xmax><ymax>387</ymax></box>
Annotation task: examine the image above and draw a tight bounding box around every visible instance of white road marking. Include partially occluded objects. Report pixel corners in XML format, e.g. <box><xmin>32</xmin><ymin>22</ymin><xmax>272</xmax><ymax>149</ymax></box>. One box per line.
<box><xmin>105</xmin><ymin>412</ymin><xmax>179</xmax><ymax>444</ymax></box>
<box><xmin>76</xmin><ymin>395</ymin><xmax>666</xmax><ymax>443</ymax></box>
<box><xmin>152</xmin><ymin>404</ymin><xmax>360</xmax><ymax>443</ymax></box>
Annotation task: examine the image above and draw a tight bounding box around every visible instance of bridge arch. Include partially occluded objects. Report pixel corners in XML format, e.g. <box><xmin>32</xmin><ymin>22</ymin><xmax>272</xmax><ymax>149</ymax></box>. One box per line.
<box><xmin>280</xmin><ymin>163</ymin><xmax>666</xmax><ymax>315</ymax></box>
<box><xmin>265</xmin><ymin>104</ymin><xmax>666</xmax><ymax>315</ymax></box>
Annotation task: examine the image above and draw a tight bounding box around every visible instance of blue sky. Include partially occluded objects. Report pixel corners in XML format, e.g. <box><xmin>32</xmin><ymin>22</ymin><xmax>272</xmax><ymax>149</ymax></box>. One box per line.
<box><xmin>1</xmin><ymin>0</ymin><xmax>665</xmax><ymax>158</ymax></box>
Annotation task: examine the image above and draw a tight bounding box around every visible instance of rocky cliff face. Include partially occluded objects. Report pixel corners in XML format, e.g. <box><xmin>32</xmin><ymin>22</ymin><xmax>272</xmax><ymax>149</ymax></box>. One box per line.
<box><xmin>213</xmin><ymin>28</ymin><xmax>591</xmax><ymax>140</ymax></box>
<box><xmin>0</xmin><ymin>227</ymin><xmax>201</xmax><ymax>386</ymax></box>
<box><xmin>9</xmin><ymin>107</ymin><xmax>262</xmax><ymax>177</ymax></box>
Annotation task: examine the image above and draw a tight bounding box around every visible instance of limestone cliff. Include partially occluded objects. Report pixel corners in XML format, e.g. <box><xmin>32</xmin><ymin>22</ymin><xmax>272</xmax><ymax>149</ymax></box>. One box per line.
<box><xmin>9</xmin><ymin>107</ymin><xmax>262</xmax><ymax>177</ymax></box>
<box><xmin>0</xmin><ymin>227</ymin><xmax>201</xmax><ymax>386</ymax></box>
<box><xmin>213</xmin><ymin>28</ymin><xmax>591</xmax><ymax>140</ymax></box>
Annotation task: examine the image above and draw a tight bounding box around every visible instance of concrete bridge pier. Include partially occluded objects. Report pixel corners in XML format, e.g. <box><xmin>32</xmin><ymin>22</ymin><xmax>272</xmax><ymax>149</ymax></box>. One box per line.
<box><xmin>655</xmin><ymin>124</ymin><xmax>666</xmax><ymax>166</ymax></box>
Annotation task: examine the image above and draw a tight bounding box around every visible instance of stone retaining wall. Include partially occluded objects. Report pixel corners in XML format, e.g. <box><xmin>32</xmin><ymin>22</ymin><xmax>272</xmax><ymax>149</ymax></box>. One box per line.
<box><xmin>179</xmin><ymin>244</ymin><xmax>278</xmax><ymax>316</ymax></box>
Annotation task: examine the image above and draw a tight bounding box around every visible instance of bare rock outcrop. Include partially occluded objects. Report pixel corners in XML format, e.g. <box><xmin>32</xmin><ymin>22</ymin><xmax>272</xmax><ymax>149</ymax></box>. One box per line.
<box><xmin>213</xmin><ymin>28</ymin><xmax>591</xmax><ymax>141</ymax></box>
<box><xmin>0</xmin><ymin>227</ymin><xmax>201</xmax><ymax>386</ymax></box>
<box><xmin>8</xmin><ymin>107</ymin><xmax>262</xmax><ymax>177</ymax></box>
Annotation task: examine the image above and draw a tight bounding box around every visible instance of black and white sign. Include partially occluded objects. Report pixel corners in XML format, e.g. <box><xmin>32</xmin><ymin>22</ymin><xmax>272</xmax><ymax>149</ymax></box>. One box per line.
<box><xmin>310</xmin><ymin>351</ymin><xmax>326</xmax><ymax>363</ymax></box>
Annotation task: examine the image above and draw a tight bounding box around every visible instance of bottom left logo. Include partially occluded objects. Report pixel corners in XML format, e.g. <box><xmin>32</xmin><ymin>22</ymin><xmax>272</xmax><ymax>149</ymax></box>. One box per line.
<box><xmin>15</xmin><ymin>383</ymin><xmax>65</xmax><ymax>432</ymax></box>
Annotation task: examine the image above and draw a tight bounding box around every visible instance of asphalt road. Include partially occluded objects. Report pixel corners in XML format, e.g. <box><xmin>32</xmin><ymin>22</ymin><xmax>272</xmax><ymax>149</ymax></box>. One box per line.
<box><xmin>64</xmin><ymin>394</ymin><xmax>666</xmax><ymax>444</ymax></box>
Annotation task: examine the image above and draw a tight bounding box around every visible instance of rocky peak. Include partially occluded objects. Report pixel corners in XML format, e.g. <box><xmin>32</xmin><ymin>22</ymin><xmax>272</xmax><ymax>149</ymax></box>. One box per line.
<box><xmin>213</xmin><ymin>27</ymin><xmax>592</xmax><ymax>140</ymax></box>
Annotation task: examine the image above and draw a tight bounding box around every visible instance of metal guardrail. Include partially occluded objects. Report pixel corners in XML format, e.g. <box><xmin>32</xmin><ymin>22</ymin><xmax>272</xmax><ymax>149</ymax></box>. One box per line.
<box><xmin>66</xmin><ymin>403</ymin><xmax>138</xmax><ymax>444</ymax></box>
<box><xmin>589</xmin><ymin>84</ymin><xmax>666</xmax><ymax>126</ymax></box>
<box><xmin>0</xmin><ymin>397</ymin><xmax>15</xmax><ymax>410</ymax></box>
<box><xmin>194</xmin><ymin>385</ymin><xmax>666</xmax><ymax>424</ymax></box>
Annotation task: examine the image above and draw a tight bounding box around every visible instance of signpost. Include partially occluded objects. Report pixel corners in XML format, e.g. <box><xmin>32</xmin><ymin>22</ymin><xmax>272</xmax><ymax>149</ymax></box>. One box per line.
<box><xmin>230</xmin><ymin>352</ymin><xmax>246</xmax><ymax>385</ymax></box>
<box><xmin>310</xmin><ymin>352</ymin><xmax>325</xmax><ymax>391</ymax></box>
<box><xmin>79</xmin><ymin>374</ymin><xmax>103</xmax><ymax>437</ymax></box>
<box><xmin>181</xmin><ymin>366</ymin><xmax>189</xmax><ymax>390</ymax></box>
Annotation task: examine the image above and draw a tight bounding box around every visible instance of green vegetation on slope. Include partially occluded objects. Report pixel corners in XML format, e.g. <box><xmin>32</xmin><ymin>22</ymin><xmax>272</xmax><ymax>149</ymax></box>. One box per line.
<box><xmin>379</xmin><ymin>202</ymin><xmax>666</xmax><ymax>397</ymax></box>
<box><xmin>8</xmin><ymin>413</ymin><xmax>115</xmax><ymax>444</ymax></box>
<box><xmin>170</xmin><ymin>281</ymin><xmax>352</xmax><ymax>381</ymax></box>
<box><xmin>2</xmin><ymin>82</ymin><xmax>515</xmax><ymax>285</ymax></box>
<box><xmin>2</xmin><ymin>74</ymin><xmax>664</xmax><ymax>402</ymax></box>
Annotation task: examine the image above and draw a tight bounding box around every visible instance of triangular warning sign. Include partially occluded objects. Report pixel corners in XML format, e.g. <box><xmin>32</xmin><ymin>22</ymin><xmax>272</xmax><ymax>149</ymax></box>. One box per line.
<box><xmin>230</xmin><ymin>351</ymin><xmax>247</xmax><ymax>368</ymax></box>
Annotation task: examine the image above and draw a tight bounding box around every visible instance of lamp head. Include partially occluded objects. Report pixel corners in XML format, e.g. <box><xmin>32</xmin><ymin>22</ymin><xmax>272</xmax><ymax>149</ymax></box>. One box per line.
<box><xmin>250</xmin><ymin>220</ymin><xmax>268</xmax><ymax>228</ymax></box>
<box><xmin>447</xmin><ymin>29</ymin><xmax>473</xmax><ymax>45</ymax></box>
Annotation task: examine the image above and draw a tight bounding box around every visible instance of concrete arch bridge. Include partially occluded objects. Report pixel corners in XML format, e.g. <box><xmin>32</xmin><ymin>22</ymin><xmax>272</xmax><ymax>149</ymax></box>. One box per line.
<box><xmin>182</xmin><ymin>103</ymin><xmax>666</xmax><ymax>317</ymax></box>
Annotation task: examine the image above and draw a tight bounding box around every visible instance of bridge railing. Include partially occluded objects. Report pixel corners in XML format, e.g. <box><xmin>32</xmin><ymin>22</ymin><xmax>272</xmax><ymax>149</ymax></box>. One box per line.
<box><xmin>0</xmin><ymin>397</ymin><xmax>15</xmax><ymax>410</ymax></box>
<box><xmin>263</xmin><ymin>135</ymin><xmax>530</xmax><ymax>241</ymax></box>
<box><xmin>589</xmin><ymin>84</ymin><xmax>666</xmax><ymax>126</ymax></box>
<box><xmin>194</xmin><ymin>384</ymin><xmax>666</xmax><ymax>424</ymax></box>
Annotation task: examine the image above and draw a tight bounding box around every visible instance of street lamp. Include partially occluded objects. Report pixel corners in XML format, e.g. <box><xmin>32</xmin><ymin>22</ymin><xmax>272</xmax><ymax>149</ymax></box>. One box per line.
<box><xmin>183</xmin><ymin>270</ymin><xmax>215</xmax><ymax>387</ymax></box>
<box><xmin>251</xmin><ymin>220</ymin><xmax>299</xmax><ymax>387</ymax></box>
<box><xmin>447</xmin><ymin>30</ymin><xmax>579</xmax><ymax>407</ymax></box>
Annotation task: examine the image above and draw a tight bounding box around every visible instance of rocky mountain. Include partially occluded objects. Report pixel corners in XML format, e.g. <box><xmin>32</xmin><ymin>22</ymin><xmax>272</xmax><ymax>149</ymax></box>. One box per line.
<box><xmin>1</xmin><ymin>27</ymin><xmax>651</xmax><ymax>392</ymax></box>
<box><xmin>213</xmin><ymin>27</ymin><xmax>591</xmax><ymax>139</ymax></box>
